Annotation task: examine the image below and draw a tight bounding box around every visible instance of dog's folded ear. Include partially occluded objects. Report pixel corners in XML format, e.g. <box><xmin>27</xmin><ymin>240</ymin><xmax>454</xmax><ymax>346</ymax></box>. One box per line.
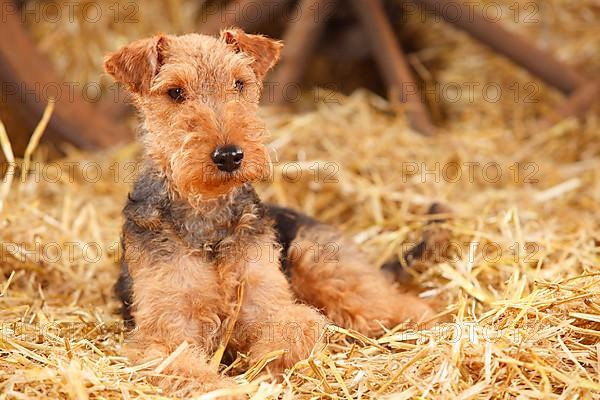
<box><xmin>104</xmin><ymin>35</ymin><xmax>169</xmax><ymax>94</ymax></box>
<box><xmin>221</xmin><ymin>28</ymin><xmax>283</xmax><ymax>80</ymax></box>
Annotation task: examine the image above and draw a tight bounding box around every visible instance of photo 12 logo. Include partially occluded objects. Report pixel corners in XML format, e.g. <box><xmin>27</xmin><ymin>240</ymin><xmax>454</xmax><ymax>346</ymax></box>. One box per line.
<box><xmin>401</xmin><ymin>161</ymin><xmax>539</xmax><ymax>184</ymax></box>
<box><xmin>1</xmin><ymin>1</ymin><xmax>138</xmax><ymax>24</ymax></box>
<box><xmin>398</xmin><ymin>1</ymin><xmax>539</xmax><ymax>24</ymax></box>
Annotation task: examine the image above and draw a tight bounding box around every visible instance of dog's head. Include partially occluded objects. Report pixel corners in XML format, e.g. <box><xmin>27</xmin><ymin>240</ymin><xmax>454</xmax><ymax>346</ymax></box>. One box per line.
<box><xmin>104</xmin><ymin>29</ymin><xmax>282</xmax><ymax>201</ymax></box>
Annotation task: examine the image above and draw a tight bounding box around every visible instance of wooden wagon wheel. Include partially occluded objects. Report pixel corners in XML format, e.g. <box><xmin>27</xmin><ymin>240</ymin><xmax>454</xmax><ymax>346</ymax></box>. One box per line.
<box><xmin>414</xmin><ymin>0</ymin><xmax>599</xmax><ymax>127</ymax></box>
<box><xmin>0</xmin><ymin>0</ymin><xmax>132</xmax><ymax>150</ymax></box>
<box><xmin>201</xmin><ymin>0</ymin><xmax>598</xmax><ymax>135</ymax></box>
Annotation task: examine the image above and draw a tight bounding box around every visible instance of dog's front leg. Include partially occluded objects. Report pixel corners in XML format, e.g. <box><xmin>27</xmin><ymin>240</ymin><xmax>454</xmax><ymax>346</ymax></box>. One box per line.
<box><xmin>125</xmin><ymin>250</ymin><xmax>239</xmax><ymax>396</ymax></box>
<box><xmin>230</xmin><ymin>236</ymin><xmax>328</xmax><ymax>376</ymax></box>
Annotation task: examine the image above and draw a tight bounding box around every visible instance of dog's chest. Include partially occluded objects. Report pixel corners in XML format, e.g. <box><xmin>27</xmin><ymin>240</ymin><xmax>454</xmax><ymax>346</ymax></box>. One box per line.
<box><xmin>124</xmin><ymin>171</ymin><xmax>270</xmax><ymax>256</ymax></box>
<box><xmin>168</xmin><ymin>197</ymin><xmax>264</xmax><ymax>256</ymax></box>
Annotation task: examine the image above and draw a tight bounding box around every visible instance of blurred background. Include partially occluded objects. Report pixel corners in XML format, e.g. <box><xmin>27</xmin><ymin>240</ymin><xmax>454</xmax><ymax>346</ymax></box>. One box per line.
<box><xmin>1</xmin><ymin>2</ymin><xmax>600</xmax><ymax>398</ymax></box>
<box><xmin>2</xmin><ymin>0</ymin><xmax>599</xmax><ymax>155</ymax></box>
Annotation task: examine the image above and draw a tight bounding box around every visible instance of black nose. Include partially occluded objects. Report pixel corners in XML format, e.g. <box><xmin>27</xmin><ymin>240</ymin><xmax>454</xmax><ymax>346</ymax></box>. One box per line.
<box><xmin>211</xmin><ymin>145</ymin><xmax>244</xmax><ymax>172</ymax></box>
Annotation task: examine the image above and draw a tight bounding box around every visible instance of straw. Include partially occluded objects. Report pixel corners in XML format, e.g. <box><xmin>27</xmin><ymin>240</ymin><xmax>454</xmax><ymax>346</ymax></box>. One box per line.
<box><xmin>21</xmin><ymin>98</ymin><xmax>55</xmax><ymax>183</ymax></box>
<box><xmin>1</xmin><ymin>0</ymin><xmax>599</xmax><ymax>398</ymax></box>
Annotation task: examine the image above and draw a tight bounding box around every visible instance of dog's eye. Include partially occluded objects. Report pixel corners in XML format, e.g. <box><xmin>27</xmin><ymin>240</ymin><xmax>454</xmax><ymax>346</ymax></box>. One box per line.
<box><xmin>234</xmin><ymin>80</ymin><xmax>245</xmax><ymax>92</ymax></box>
<box><xmin>167</xmin><ymin>88</ymin><xmax>185</xmax><ymax>103</ymax></box>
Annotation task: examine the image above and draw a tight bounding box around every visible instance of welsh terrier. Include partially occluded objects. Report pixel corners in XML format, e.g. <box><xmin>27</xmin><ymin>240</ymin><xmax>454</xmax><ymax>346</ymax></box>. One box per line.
<box><xmin>104</xmin><ymin>29</ymin><xmax>442</xmax><ymax>396</ymax></box>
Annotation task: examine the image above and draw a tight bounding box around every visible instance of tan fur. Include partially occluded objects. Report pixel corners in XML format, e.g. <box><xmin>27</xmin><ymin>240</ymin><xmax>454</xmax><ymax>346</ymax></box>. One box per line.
<box><xmin>222</xmin><ymin>28</ymin><xmax>283</xmax><ymax>80</ymax></box>
<box><xmin>105</xmin><ymin>32</ymin><xmax>273</xmax><ymax>202</ymax></box>
<box><xmin>229</xmin><ymin>236</ymin><xmax>327</xmax><ymax>374</ymax></box>
<box><xmin>123</xmin><ymin>224</ymin><xmax>325</xmax><ymax>396</ymax></box>
<box><xmin>288</xmin><ymin>226</ymin><xmax>434</xmax><ymax>337</ymax></box>
<box><xmin>105</xmin><ymin>30</ymin><xmax>436</xmax><ymax>397</ymax></box>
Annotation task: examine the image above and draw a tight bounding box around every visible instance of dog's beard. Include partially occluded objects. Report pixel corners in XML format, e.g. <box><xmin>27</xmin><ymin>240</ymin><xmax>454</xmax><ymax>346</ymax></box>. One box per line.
<box><xmin>168</xmin><ymin>135</ymin><xmax>271</xmax><ymax>203</ymax></box>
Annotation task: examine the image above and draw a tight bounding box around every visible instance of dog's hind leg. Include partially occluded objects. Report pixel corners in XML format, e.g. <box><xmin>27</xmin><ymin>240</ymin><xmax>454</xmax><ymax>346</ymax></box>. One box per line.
<box><xmin>286</xmin><ymin>224</ymin><xmax>435</xmax><ymax>337</ymax></box>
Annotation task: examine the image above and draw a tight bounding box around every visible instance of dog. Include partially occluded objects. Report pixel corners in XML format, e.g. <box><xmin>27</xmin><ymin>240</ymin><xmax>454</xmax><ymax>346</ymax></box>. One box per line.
<box><xmin>104</xmin><ymin>29</ymin><xmax>442</xmax><ymax>395</ymax></box>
